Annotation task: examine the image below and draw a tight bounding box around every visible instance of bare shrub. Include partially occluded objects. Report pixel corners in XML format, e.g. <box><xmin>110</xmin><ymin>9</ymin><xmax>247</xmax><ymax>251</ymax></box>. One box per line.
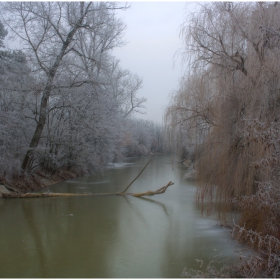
<box><xmin>181</xmin><ymin>256</ymin><xmax>239</xmax><ymax>278</ymax></box>
<box><xmin>232</xmin><ymin>224</ymin><xmax>280</xmax><ymax>278</ymax></box>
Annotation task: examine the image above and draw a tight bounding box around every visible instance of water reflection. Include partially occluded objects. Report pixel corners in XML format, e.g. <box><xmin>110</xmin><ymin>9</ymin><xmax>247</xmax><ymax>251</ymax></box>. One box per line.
<box><xmin>0</xmin><ymin>154</ymin><xmax>240</xmax><ymax>277</ymax></box>
<box><xmin>137</xmin><ymin>196</ymin><xmax>170</xmax><ymax>217</ymax></box>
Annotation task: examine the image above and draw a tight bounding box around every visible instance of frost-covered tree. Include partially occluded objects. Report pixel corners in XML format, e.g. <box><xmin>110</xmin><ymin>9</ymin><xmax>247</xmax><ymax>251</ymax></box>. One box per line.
<box><xmin>0</xmin><ymin>20</ymin><xmax>7</xmax><ymax>48</ymax></box>
<box><xmin>0</xmin><ymin>26</ymin><xmax>35</xmax><ymax>175</ymax></box>
<box><xmin>122</xmin><ymin>119</ymin><xmax>167</xmax><ymax>157</ymax></box>
<box><xmin>0</xmin><ymin>2</ymin><xmax>149</xmax><ymax>178</ymax></box>
<box><xmin>0</xmin><ymin>2</ymin><xmax>130</xmax><ymax>173</ymax></box>
<box><xmin>34</xmin><ymin>14</ymin><xmax>145</xmax><ymax>174</ymax></box>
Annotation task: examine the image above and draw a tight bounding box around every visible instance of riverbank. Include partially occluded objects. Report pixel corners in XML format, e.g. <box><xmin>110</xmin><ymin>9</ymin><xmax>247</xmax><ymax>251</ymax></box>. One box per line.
<box><xmin>0</xmin><ymin>153</ymin><xmax>166</xmax><ymax>197</ymax></box>
<box><xmin>0</xmin><ymin>167</ymin><xmax>85</xmax><ymax>197</ymax></box>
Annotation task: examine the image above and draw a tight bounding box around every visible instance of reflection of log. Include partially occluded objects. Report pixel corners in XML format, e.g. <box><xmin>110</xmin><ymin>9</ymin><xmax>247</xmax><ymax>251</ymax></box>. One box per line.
<box><xmin>131</xmin><ymin>181</ymin><xmax>174</xmax><ymax>197</ymax></box>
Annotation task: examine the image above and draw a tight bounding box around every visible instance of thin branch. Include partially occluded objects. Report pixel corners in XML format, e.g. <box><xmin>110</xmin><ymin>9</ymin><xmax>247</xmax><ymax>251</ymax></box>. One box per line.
<box><xmin>118</xmin><ymin>158</ymin><xmax>152</xmax><ymax>195</ymax></box>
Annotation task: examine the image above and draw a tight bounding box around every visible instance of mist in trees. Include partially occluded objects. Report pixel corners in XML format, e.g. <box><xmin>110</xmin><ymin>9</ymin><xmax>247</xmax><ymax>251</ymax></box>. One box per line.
<box><xmin>166</xmin><ymin>2</ymin><xmax>280</xmax><ymax>277</ymax></box>
<box><xmin>0</xmin><ymin>2</ymin><xmax>166</xmax><ymax>183</ymax></box>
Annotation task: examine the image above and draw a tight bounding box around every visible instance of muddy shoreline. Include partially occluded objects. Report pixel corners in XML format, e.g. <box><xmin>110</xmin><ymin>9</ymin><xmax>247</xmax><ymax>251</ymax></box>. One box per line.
<box><xmin>0</xmin><ymin>168</ymin><xmax>84</xmax><ymax>197</ymax></box>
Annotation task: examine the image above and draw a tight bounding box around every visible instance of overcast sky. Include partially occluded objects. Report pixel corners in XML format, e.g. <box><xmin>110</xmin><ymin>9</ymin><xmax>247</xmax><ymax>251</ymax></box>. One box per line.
<box><xmin>113</xmin><ymin>2</ymin><xmax>197</xmax><ymax>125</ymax></box>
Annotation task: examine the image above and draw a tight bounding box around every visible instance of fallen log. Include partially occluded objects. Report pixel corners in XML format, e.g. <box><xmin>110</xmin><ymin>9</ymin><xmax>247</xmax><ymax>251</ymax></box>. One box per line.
<box><xmin>2</xmin><ymin>182</ymin><xmax>174</xmax><ymax>199</ymax></box>
<box><xmin>131</xmin><ymin>181</ymin><xmax>174</xmax><ymax>197</ymax></box>
<box><xmin>2</xmin><ymin>159</ymin><xmax>174</xmax><ymax>199</ymax></box>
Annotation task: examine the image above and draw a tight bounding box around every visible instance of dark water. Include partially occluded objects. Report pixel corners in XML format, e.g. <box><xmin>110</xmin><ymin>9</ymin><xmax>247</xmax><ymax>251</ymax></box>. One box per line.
<box><xmin>0</xmin><ymin>154</ymin><xmax>239</xmax><ymax>277</ymax></box>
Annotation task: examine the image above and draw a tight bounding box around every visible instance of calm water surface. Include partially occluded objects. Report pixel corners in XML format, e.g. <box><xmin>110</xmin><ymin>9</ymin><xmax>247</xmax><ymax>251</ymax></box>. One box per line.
<box><xmin>0</xmin><ymin>154</ymin><xmax>239</xmax><ymax>277</ymax></box>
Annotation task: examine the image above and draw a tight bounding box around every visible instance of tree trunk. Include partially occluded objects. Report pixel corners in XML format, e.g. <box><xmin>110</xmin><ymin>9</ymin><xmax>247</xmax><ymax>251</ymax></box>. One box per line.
<box><xmin>21</xmin><ymin>85</ymin><xmax>50</xmax><ymax>172</ymax></box>
<box><xmin>21</xmin><ymin>8</ymin><xmax>89</xmax><ymax>173</ymax></box>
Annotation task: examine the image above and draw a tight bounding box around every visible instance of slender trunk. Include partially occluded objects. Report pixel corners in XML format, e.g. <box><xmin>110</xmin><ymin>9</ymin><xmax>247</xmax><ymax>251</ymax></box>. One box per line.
<box><xmin>21</xmin><ymin>12</ymin><xmax>87</xmax><ymax>172</ymax></box>
<box><xmin>21</xmin><ymin>82</ymin><xmax>52</xmax><ymax>172</ymax></box>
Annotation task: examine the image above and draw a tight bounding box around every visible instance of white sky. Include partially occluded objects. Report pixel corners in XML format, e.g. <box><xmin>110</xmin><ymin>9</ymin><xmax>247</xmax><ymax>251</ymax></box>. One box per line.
<box><xmin>113</xmin><ymin>2</ymin><xmax>197</xmax><ymax>125</ymax></box>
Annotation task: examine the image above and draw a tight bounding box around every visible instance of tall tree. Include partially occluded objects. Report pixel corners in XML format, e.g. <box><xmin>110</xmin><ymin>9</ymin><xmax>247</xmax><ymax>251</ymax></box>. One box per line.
<box><xmin>166</xmin><ymin>4</ymin><xmax>280</xmax><ymax>274</ymax></box>
<box><xmin>166</xmin><ymin>1</ymin><xmax>280</xmax><ymax>221</ymax></box>
<box><xmin>0</xmin><ymin>2</ymin><xmax>128</xmax><ymax>172</ymax></box>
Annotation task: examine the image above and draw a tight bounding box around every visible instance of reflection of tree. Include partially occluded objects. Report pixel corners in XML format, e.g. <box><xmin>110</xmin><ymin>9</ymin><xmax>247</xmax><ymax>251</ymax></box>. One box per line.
<box><xmin>20</xmin><ymin>200</ymin><xmax>47</xmax><ymax>276</ymax></box>
<box><xmin>0</xmin><ymin>195</ymin><xmax>123</xmax><ymax>277</ymax></box>
<box><xmin>41</xmin><ymin>196</ymin><xmax>123</xmax><ymax>277</ymax></box>
<box><xmin>160</xmin><ymin>208</ymin><xmax>199</xmax><ymax>275</ymax></box>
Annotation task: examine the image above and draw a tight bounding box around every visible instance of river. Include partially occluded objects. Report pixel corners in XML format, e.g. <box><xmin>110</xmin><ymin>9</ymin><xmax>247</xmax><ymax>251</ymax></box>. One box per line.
<box><xmin>0</xmin><ymin>154</ymin><xmax>239</xmax><ymax>277</ymax></box>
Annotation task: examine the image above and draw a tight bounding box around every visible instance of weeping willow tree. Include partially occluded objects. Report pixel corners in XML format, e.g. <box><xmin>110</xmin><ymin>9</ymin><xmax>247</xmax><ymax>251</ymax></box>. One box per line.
<box><xmin>167</xmin><ymin>1</ymin><xmax>280</xmax><ymax>218</ymax></box>
<box><xmin>166</xmin><ymin>2</ymin><xmax>280</xmax><ymax>276</ymax></box>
